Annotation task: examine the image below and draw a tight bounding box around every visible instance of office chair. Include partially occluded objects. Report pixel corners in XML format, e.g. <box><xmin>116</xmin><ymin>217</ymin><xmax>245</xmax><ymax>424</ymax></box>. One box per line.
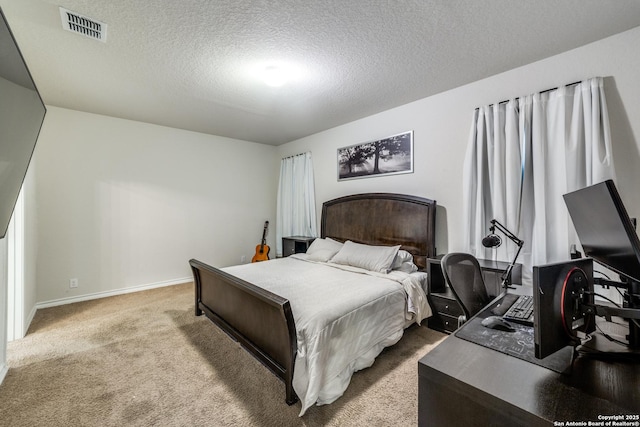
<box><xmin>440</xmin><ymin>252</ymin><xmax>491</xmax><ymax>327</ymax></box>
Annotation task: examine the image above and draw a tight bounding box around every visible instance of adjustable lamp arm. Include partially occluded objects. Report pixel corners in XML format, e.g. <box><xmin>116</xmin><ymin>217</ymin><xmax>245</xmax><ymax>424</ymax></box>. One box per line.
<box><xmin>490</xmin><ymin>219</ymin><xmax>523</xmax><ymax>248</ymax></box>
<box><xmin>488</xmin><ymin>219</ymin><xmax>524</xmax><ymax>288</ymax></box>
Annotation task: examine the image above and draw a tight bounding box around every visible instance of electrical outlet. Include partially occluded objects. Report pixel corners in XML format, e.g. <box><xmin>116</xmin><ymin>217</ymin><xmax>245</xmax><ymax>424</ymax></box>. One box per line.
<box><xmin>69</xmin><ymin>278</ymin><xmax>78</xmax><ymax>288</ymax></box>
<box><xmin>240</xmin><ymin>255</ymin><xmax>246</xmax><ymax>263</ymax></box>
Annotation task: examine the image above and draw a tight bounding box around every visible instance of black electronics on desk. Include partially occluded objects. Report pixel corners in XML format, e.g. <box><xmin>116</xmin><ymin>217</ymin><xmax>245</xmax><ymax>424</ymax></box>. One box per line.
<box><xmin>533</xmin><ymin>258</ymin><xmax>595</xmax><ymax>359</ymax></box>
<box><xmin>533</xmin><ymin>179</ymin><xmax>640</xmax><ymax>361</ymax></box>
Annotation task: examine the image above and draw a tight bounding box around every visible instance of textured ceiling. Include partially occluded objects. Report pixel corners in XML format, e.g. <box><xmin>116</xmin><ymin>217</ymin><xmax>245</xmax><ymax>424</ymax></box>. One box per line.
<box><xmin>2</xmin><ymin>0</ymin><xmax>640</xmax><ymax>145</ymax></box>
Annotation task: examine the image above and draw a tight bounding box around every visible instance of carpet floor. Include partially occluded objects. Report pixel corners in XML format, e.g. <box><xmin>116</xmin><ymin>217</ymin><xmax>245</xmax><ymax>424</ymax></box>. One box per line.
<box><xmin>0</xmin><ymin>283</ymin><xmax>446</xmax><ymax>426</ymax></box>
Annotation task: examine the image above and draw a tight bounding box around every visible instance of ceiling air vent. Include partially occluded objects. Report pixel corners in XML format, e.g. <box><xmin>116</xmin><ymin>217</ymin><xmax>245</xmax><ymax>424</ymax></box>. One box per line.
<box><xmin>59</xmin><ymin>7</ymin><xmax>107</xmax><ymax>42</ymax></box>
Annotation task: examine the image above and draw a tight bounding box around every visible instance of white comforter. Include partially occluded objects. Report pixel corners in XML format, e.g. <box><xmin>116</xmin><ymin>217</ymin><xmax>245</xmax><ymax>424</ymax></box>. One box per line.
<box><xmin>222</xmin><ymin>255</ymin><xmax>431</xmax><ymax>416</ymax></box>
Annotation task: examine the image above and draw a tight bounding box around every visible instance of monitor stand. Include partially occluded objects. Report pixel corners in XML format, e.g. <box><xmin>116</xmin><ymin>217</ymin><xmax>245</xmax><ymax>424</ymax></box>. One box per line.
<box><xmin>583</xmin><ymin>278</ymin><xmax>640</xmax><ymax>358</ymax></box>
<box><xmin>628</xmin><ymin>280</ymin><xmax>640</xmax><ymax>348</ymax></box>
<box><xmin>577</xmin><ymin>316</ymin><xmax>640</xmax><ymax>361</ymax></box>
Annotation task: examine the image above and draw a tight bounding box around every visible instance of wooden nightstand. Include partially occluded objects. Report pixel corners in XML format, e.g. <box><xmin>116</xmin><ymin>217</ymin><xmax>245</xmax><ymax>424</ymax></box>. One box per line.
<box><xmin>282</xmin><ymin>236</ymin><xmax>316</xmax><ymax>257</ymax></box>
<box><xmin>426</xmin><ymin>258</ymin><xmax>464</xmax><ymax>333</ymax></box>
<box><xmin>425</xmin><ymin>256</ymin><xmax>522</xmax><ymax>334</ymax></box>
<box><xmin>427</xmin><ymin>286</ymin><xmax>464</xmax><ymax>334</ymax></box>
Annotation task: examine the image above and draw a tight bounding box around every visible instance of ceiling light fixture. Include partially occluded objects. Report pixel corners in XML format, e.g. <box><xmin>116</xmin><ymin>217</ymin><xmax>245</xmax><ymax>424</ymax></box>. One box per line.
<box><xmin>262</xmin><ymin>66</ymin><xmax>287</xmax><ymax>87</ymax></box>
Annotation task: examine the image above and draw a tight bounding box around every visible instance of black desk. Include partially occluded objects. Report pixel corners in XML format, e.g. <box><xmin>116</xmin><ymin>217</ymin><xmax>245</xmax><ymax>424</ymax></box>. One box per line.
<box><xmin>418</xmin><ymin>295</ymin><xmax>640</xmax><ymax>426</ymax></box>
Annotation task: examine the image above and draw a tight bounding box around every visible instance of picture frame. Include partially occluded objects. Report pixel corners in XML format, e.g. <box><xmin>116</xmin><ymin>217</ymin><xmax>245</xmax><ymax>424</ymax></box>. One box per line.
<box><xmin>337</xmin><ymin>130</ymin><xmax>413</xmax><ymax>181</ymax></box>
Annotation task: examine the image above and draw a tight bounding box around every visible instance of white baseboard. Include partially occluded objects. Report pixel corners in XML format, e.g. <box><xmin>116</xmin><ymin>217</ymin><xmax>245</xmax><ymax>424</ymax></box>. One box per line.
<box><xmin>35</xmin><ymin>277</ymin><xmax>192</xmax><ymax>310</ymax></box>
<box><xmin>23</xmin><ymin>305</ymin><xmax>37</xmax><ymax>337</ymax></box>
<box><xmin>8</xmin><ymin>304</ymin><xmax>38</xmax><ymax>342</ymax></box>
<box><xmin>0</xmin><ymin>362</ymin><xmax>7</xmax><ymax>385</ymax></box>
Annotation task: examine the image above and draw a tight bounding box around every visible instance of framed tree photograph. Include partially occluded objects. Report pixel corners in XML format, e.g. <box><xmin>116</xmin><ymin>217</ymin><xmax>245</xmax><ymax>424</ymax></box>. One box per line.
<box><xmin>337</xmin><ymin>130</ymin><xmax>413</xmax><ymax>181</ymax></box>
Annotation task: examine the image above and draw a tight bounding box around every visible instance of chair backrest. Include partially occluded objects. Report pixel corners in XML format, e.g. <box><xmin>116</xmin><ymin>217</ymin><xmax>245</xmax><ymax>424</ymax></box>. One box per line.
<box><xmin>441</xmin><ymin>253</ymin><xmax>491</xmax><ymax>322</ymax></box>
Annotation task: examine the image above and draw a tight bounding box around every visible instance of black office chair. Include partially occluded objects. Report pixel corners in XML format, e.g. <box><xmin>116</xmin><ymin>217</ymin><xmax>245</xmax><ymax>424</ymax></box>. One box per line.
<box><xmin>441</xmin><ymin>252</ymin><xmax>491</xmax><ymax>327</ymax></box>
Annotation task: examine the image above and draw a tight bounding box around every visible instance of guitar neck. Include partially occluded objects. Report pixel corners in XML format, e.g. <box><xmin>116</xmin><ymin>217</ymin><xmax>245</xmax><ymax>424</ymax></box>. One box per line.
<box><xmin>259</xmin><ymin>221</ymin><xmax>269</xmax><ymax>250</ymax></box>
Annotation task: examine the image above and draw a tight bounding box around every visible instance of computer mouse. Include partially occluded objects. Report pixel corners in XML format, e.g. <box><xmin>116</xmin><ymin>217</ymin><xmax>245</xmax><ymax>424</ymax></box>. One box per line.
<box><xmin>481</xmin><ymin>316</ymin><xmax>516</xmax><ymax>332</ymax></box>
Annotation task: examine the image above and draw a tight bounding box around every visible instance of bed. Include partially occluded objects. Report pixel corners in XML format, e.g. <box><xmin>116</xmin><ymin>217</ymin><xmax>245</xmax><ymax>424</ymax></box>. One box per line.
<box><xmin>189</xmin><ymin>193</ymin><xmax>436</xmax><ymax>415</ymax></box>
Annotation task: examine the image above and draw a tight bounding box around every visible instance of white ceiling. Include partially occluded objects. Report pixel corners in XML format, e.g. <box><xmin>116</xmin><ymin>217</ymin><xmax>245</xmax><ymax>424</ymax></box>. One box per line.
<box><xmin>2</xmin><ymin>0</ymin><xmax>640</xmax><ymax>146</ymax></box>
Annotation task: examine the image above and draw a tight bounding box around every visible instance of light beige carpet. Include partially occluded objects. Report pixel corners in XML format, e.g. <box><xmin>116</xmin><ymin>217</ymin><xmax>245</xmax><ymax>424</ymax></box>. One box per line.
<box><xmin>0</xmin><ymin>283</ymin><xmax>446</xmax><ymax>426</ymax></box>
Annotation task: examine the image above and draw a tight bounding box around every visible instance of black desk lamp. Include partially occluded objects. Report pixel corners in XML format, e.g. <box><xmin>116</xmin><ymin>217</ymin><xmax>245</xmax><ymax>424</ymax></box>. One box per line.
<box><xmin>482</xmin><ymin>219</ymin><xmax>524</xmax><ymax>289</ymax></box>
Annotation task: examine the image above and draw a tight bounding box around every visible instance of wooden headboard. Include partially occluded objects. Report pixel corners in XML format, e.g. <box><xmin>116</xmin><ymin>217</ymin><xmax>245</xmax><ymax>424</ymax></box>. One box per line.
<box><xmin>321</xmin><ymin>193</ymin><xmax>436</xmax><ymax>270</ymax></box>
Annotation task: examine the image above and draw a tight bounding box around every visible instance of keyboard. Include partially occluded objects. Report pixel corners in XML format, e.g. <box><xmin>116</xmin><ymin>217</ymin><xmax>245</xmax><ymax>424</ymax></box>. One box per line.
<box><xmin>502</xmin><ymin>294</ymin><xmax>534</xmax><ymax>325</ymax></box>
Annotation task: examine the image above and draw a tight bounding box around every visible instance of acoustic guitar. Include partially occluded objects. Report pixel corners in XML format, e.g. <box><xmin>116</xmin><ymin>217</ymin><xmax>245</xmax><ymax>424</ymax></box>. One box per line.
<box><xmin>251</xmin><ymin>221</ymin><xmax>270</xmax><ymax>262</ymax></box>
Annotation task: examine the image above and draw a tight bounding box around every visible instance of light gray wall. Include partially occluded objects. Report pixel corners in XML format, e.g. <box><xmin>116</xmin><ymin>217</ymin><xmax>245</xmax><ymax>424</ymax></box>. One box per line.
<box><xmin>31</xmin><ymin>107</ymin><xmax>279</xmax><ymax>303</ymax></box>
<box><xmin>278</xmin><ymin>26</ymin><xmax>640</xmax><ymax>257</ymax></box>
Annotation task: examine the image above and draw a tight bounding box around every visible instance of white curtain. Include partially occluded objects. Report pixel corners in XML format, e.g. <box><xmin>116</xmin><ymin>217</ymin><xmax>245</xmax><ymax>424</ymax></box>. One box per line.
<box><xmin>463</xmin><ymin>77</ymin><xmax>616</xmax><ymax>284</ymax></box>
<box><xmin>276</xmin><ymin>152</ymin><xmax>317</xmax><ymax>257</ymax></box>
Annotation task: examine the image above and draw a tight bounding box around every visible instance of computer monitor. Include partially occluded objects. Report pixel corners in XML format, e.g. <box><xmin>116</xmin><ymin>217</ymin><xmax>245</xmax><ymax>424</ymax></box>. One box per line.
<box><xmin>533</xmin><ymin>258</ymin><xmax>595</xmax><ymax>359</ymax></box>
<box><xmin>563</xmin><ymin>179</ymin><xmax>640</xmax><ymax>349</ymax></box>
<box><xmin>563</xmin><ymin>180</ymin><xmax>640</xmax><ymax>282</ymax></box>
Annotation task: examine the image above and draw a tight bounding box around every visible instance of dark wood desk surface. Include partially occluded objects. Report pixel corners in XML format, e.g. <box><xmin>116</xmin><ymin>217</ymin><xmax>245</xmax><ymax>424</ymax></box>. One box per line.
<box><xmin>418</xmin><ymin>312</ymin><xmax>640</xmax><ymax>426</ymax></box>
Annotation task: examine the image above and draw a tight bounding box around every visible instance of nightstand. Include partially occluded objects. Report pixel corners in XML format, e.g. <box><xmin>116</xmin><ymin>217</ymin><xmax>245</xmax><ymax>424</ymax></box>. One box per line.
<box><xmin>425</xmin><ymin>256</ymin><xmax>522</xmax><ymax>334</ymax></box>
<box><xmin>426</xmin><ymin>258</ymin><xmax>464</xmax><ymax>333</ymax></box>
<box><xmin>282</xmin><ymin>236</ymin><xmax>316</xmax><ymax>257</ymax></box>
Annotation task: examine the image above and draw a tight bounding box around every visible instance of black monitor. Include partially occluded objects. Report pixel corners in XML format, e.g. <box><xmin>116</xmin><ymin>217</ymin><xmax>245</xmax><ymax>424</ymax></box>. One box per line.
<box><xmin>562</xmin><ymin>179</ymin><xmax>640</xmax><ymax>350</ymax></box>
<box><xmin>563</xmin><ymin>180</ymin><xmax>640</xmax><ymax>282</ymax></box>
<box><xmin>533</xmin><ymin>258</ymin><xmax>595</xmax><ymax>359</ymax></box>
<box><xmin>0</xmin><ymin>7</ymin><xmax>46</xmax><ymax>238</ymax></box>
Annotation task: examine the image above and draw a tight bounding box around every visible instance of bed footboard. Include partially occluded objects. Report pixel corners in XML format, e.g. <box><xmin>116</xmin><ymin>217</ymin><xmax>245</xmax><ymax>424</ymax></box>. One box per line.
<box><xmin>189</xmin><ymin>259</ymin><xmax>298</xmax><ymax>405</ymax></box>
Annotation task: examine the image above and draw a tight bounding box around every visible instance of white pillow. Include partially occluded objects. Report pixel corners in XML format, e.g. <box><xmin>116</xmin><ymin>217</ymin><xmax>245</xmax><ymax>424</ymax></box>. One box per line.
<box><xmin>391</xmin><ymin>250</ymin><xmax>418</xmax><ymax>273</ymax></box>
<box><xmin>394</xmin><ymin>261</ymin><xmax>418</xmax><ymax>273</ymax></box>
<box><xmin>391</xmin><ymin>250</ymin><xmax>413</xmax><ymax>269</ymax></box>
<box><xmin>330</xmin><ymin>240</ymin><xmax>400</xmax><ymax>273</ymax></box>
<box><xmin>305</xmin><ymin>238</ymin><xmax>344</xmax><ymax>262</ymax></box>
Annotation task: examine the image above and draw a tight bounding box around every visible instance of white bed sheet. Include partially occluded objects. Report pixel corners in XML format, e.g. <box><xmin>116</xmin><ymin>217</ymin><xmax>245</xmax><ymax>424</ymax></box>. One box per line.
<box><xmin>223</xmin><ymin>255</ymin><xmax>431</xmax><ymax>416</ymax></box>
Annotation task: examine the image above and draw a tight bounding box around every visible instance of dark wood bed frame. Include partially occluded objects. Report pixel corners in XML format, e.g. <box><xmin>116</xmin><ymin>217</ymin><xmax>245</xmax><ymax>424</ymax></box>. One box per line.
<box><xmin>189</xmin><ymin>193</ymin><xmax>436</xmax><ymax>406</ymax></box>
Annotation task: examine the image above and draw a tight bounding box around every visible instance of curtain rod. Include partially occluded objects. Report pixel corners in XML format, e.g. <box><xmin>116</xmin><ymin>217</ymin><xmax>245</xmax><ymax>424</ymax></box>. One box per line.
<box><xmin>476</xmin><ymin>80</ymin><xmax>583</xmax><ymax>110</ymax></box>
<box><xmin>282</xmin><ymin>151</ymin><xmax>310</xmax><ymax>160</ymax></box>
